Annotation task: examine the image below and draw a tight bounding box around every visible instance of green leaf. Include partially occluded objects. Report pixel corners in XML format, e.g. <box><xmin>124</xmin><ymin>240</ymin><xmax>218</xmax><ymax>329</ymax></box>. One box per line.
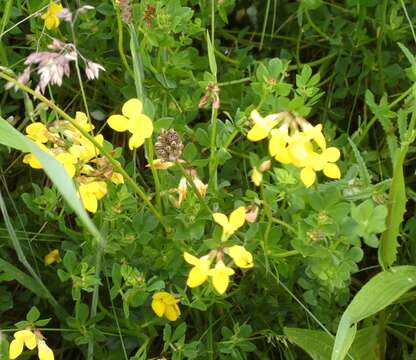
<box><xmin>332</xmin><ymin>266</ymin><xmax>416</xmax><ymax>360</ymax></box>
<box><xmin>26</xmin><ymin>306</ymin><xmax>40</xmax><ymax>322</ymax></box>
<box><xmin>378</xmin><ymin>147</ymin><xmax>407</xmax><ymax>269</ymax></box>
<box><xmin>206</xmin><ymin>30</ymin><xmax>217</xmax><ymax>77</ymax></box>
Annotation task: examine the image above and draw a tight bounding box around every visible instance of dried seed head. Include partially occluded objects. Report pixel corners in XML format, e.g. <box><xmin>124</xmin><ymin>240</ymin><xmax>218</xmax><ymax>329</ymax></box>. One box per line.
<box><xmin>118</xmin><ymin>0</ymin><xmax>132</xmax><ymax>24</ymax></box>
<box><xmin>155</xmin><ymin>128</ymin><xmax>184</xmax><ymax>162</ymax></box>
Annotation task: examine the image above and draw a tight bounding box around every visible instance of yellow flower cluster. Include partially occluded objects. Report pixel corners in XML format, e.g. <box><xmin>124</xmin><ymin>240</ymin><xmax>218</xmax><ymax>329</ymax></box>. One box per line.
<box><xmin>9</xmin><ymin>329</ymin><xmax>54</xmax><ymax>360</ymax></box>
<box><xmin>22</xmin><ymin>112</ymin><xmax>123</xmax><ymax>213</ymax></box>
<box><xmin>151</xmin><ymin>291</ymin><xmax>181</xmax><ymax>321</ymax></box>
<box><xmin>107</xmin><ymin>98</ymin><xmax>153</xmax><ymax>150</ymax></box>
<box><xmin>247</xmin><ymin>110</ymin><xmax>341</xmax><ymax>187</ymax></box>
<box><xmin>184</xmin><ymin>245</ymin><xmax>253</xmax><ymax>295</ymax></box>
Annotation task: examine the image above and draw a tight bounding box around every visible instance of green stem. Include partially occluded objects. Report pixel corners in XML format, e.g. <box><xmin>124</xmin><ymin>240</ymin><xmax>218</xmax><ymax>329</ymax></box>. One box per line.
<box><xmin>260</xmin><ymin>0</ymin><xmax>271</xmax><ymax>51</ymax></box>
<box><xmin>145</xmin><ymin>139</ymin><xmax>162</xmax><ymax>212</ymax></box>
<box><xmin>260</xmin><ymin>183</ymin><xmax>273</xmax><ymax>271</ymax></box>
<box><xmin>208</xmin><ymin>107</ymin><xmax>219</xmax><ymax>191</ymax></box>
<box><xmin>376</xmin><ymin>0</ymin><xmax>388</xmax><ymax>93</ymax></box>
<box><xmin>0</xmin><ymin>71</ymin><xmax>169</xmax><ymax>232</ymax></box>
<box><xmin>304</xmin><ymin>8</ymin><xmax>330</xmax><ymax>41</ymax></box>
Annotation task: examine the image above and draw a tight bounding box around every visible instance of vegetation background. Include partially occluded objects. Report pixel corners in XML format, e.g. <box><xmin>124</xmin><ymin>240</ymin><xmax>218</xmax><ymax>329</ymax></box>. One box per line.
<box><xmin>1</xmin><ymin>0</ymin><xmax>416</xmax><ymax>359</ymax></box>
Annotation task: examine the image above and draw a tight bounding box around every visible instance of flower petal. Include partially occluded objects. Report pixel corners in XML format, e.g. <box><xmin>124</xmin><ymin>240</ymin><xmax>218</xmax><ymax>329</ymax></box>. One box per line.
<box><xmin>164</xmin><ymin>304</ymin><xmax>180</xmax><ymax>321</ymax></box>
<box><xmin>229</xmin><ymin>206</ymin><xmax>246</xmax><ymax>229</ymax></box>
<box><xmin>323</xmin><ymin>147</ymin><xmax>341</xmax><ymax>162</ymax></box>
<box><xmin>212</xmin><ymin>213</ymin><xmax>229</xmax><ymax>228</ymax></box>
<box><xmin>9</xmin><ymin>339</ymin><xmax>24</xmax><ymax>359</ymax></box>
<box><xmin>37</xmin><ymin>340</ymin><xmax>54</xmax><ymax>360</ymax></box>
<box><xmin>323</xmin><ymin>163</ymin><xmax>341</xmax><ymax>179</ymax></box>
<box><xmin>151</xmin><ymin>298</ymin><xmax>165</xmax><ymax>317</ymax></box>
<box><xmin>183</xmin><ymin>252</ymin><xmax>199</xmax><ymax>266</ymax></box>
<box><xmin>107</xmin><ymin>115</ymin><xmax>130</xmax><ymax>132</ymax></box>
<box><xmin>300</xmin><ymin>167</ymin><xmax>316</xmax><ymax>187</ymax></box>
<box><xmin>187</xmin><ymin>266</ymin><xmax>208</xmax><ymax>288</ymax></box>
<box><xmin>122</xmin><ymin>98</ymin><xmax>143</xmax><ymax>118</ymax></box>
<box><xmin>129</xmin><ymin>114</ymin><xmax>153</xmax><ymax>139</ymax></box>
<box><xmin>128</xmin><ymin>133</ymin><xmax>145</xmax><ymax>149</ymax></box>
<box><xmin>247</xmin><ymin>124</ymin><xmax>269</xmax><ymax>142</ymax></box>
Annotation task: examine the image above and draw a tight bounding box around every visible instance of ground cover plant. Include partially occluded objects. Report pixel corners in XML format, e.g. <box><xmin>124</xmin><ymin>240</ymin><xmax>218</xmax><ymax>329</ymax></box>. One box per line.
<box><xmin>1</xmin><ymin>0</ymin><xmax>416</xmax><ymax>359</ymax></box>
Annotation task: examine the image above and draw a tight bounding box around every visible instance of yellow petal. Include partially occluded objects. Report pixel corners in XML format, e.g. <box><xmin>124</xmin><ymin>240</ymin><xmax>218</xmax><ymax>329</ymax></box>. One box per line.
<box><xmin>9</xmin><ymin>339</ymin><xmax>24</xmax><ymax>359</ymax></box>
<box><xmin>122</xmin><ymin>98</ymin><xmax>143</xmax><ymax>118</ymax></box>
<box><xmin>323</xmin><ymin>147</ymin><xmax>341</xmax><ymax>162</ymax></box>
<box><xmin>212</xmin><ymin>213</ymin><xmax>229</xmax><ymax>228</ymax></box>
<box><xmin>309</xmin><ymin>152</ymin><xmax>326</xmax><ymax>172</ymax></box>
<box><xmin>151</xmin><ymin>298</ymin><xmax>165</xmax><ymax>317</ymax></box>
<box><xmin>75</xmin><ymin>111</ymin><xmax>94</xmax><ymax>132</ymax></box>
<box><xmin>187</xmin><ymin>266</ymin><xmax>209</xmax><ymax>288</ymax></box>
<box><xmin>251</xmin><ymin>167</ymin><xmax>262</xmax><ymax>186</ymax></box>
<box><xmin>300</xmin><ymin>167</ymin><xmax>316</xmax><ymax>188</ymax></box>
<box><xmin>275</xmin><ymin>148</ymin><xmax>291</xmax><ymax>164</ymax></box>
<box><xmin>128</xmin><ymin>133</ymin><xmax>145</xmax><ymax>149</ymax></box>
<box><xmin>209</xmin><ymin>262</ymin><xmax>234</xmax><ymax>295</ymax></box>
<box><xmin>80</xmin><ymin>188</ymin><xmax>98</xmax><ymax>213</ymax></box>
<box><xmin>247</xmin><ymin>124</ymin><xmax>269</xmax><ymax>142</ymax></box>
<box><xmin>323</xmin><ymin>163</ymin><xmax>341</xmax><ymax>179</ymax></box>
<box><xmin>107</xmin><ymin>115</ymin><xmax>130</xmax><ymax>132</ymax></box>
<box><xmin>164</xmin><ymin>304</ymin><xmax>180</xmax><ymax>321</ymax></box>
<box><xmin>38</xmin><ymin>340</ymin><xmax>54</xmax><ymax>360</ymax></box>
<box><xmin>183</xmin><ymin>252</ymin><xmax>199</xmax><ymax>266</ymax></box>
<box><xmin>227</xmin><ymin>245</ymin><xmax>254</xmax><ymax>269</ymax></box>
<box><xmin>229</xmin><ymin>207</ymin><xmax>246</xmax><ymax>229</ymax></box>
<box><xmin>111</xmin><ymin>172</ymin><xmax>124</xmax><ymax>185</ymax></box>
<box><xmin>129</xmin><ymin>114</ymin><xmax>154</xmax><ymax>139</ymax></box>
<box><xmin>44</xmin><ymin>249</ymin><xmax>61</xmax><ymax>266</ymax></box>
<box><xmin>269</xmin><ymin>135</ymin><xmax>286</xmax><ymax>156</ymax></box>
<box><xmin>14</xmin><ymin>330</ymin><xmax>37</xmax><ymax>350</ymax></box>
<box><xmin>26</xmin><ymin>123</ymin><xmax>48</xmax><ymax>143</ymax></box>
<box><xmin>23</xmin><ymin>153</ymin><xmax>43</xmax><ymax>169</ymax></box>
<box><xmin>45</xmin><ymin>16</ymin><xmax>59</xmax><ymax>30</ymax></box>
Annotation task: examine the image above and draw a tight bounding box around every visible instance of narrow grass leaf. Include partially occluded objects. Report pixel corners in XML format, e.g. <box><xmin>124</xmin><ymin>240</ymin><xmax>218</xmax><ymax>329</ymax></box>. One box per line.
<box><xmin>348</xmin><ymin>138</ymin><xmax>371</xmax><ymax>186</ymax></box>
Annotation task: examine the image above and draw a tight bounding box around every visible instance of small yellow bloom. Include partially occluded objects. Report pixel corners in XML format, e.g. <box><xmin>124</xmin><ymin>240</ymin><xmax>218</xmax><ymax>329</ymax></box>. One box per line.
<box><xmin>151</xmin><ymin>292</ymin><xmax>181</xmax><ymax>321</ymax></box>
<box><xmin>26</xmin><ymin>123</ymin><xmax>49</xmax><ymax>143</ymax></box>
<box><xmin>247</xmin><ymin>110</ymin><xmax>280</xmax><ymax>142</ymax></box>
<box><xmin>70</xmin><ymin>134</ymin><xmax>103</xmax><ymax>162</ymax></box>
<box><xmin>9</xmin><ymin>330</ymin><xmax>37</xmax><ymax>359</ymax></box>
<box><xmin>193</xmin><ymin>176</ymin><xmax>208</xmax><ymax>197</ymax></box>
<box><xmin>55</xmin><ymin>152</ymin><xmax>77</xmax><ymax>177</ymax></box>
<box><xmin>227</xmin><ymin>245</ymin><xmax>254</xmax><ymax>269</ymax></box>
<box><xmin>23</xmin><ymin>153</ymin><xmax>43</xmax><ymax>169</ymax></box>
<box><xmin>79</xmin><ymin>181</ymin><xmax>108</xmax><ymax>213</ymax></box>
<box><xmin>183</xmin><ymin>252</ymin><xmax>211</xmax><ymax>288</ymax></box>
<box><xmin>110</xmin><ymin>172</ymin><xmax>124</xmax><ymax>185</ymax></box>
<box><xmin>208</xmin><ymin>261</ymin><xmax>235</xmax><ymax>294</ymax></box>
<box><xmin>268</xmin><ymin>126</ymin><xmax>291</xmax><ymax>164</ymax></box>
<box><xmin>148</xmin><ymin>159</ymin><xmax>175</xmax><ymax>170</ymax></box>
<box><xmin>74</xmin><ymin>111</ymin><xmax>94</xmax><ymax>132</ymax></box>
<box><xmin>37</xmin><ymin>339</ymin><xmax>54</xmax><ymax>360</ymax></box>
<box><xmin>251</xmin><ymin>167</ymin><xmax>262</xmax><ymax>186</ymax></box>
<box><xmin>213</xmin><ymin>207</ymin><xmax>246</xmax><ymax>239</ymax></box>
<box><xmin>41</xmin><ymin>3</ymin><xmax>63</xmax><ymax>30</ymax></box>
<box><xmin>107</xmin><ymin>98</ymin><xmax>153</xmax><ymax>150</ymax></box>
<box><xmin>44</xmin><ymin>249</ymin><xmax>61</xmax><ymax>266</ymax></box>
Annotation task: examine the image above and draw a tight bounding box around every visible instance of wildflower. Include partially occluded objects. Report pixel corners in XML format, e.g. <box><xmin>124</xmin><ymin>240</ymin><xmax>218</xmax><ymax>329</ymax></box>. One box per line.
<box><xmin>154</xmin><ymin>128</ymin><xmax>183</xmax><ymax>162</ymax></box>
<box><xmin>107</xmin><ymin>98</ymin><xmax>153</xmax><ymax>149</ymax></box>
<box><xmin>176</xmin><ymin>177</ymin><xmax>188</xmax><ymax>207</ymax></box>
<box><xmin>213</xmin><ymin>206</ymin><xmax>246</xmax><ymax>239</ymax></box>
<box><xmin>44</xmin><ymin>249</ymin><xmax>61</xmax><ymax>266</ymax></box>
<box><xmin>199</xmin><ymin>82</ymin><xmax>220</xmax><ymax>109</ymax></box>
<box><xmin>37</xmin><ymin>339</ymin><xmax>54</xmax><ymax>360</ymax></box>
<box><xmin>5</xmin><ymin>66</ymin><xmax>31</xmax><ymax>91</ymax></box>
<box><xmin>193</xmin><ymin>176</ymin><xmax>208</xmax><ymax>197</ymax></box>
<box><xmin>26</xmin><ymin>123</ymin><xmax>49</xmax><ymax>143</ymax></box>
<box><xmin>183</xmin><ymin>252</ymin><xmax>212</xmax><ymax>288</ymax></box>
<box><xmin>247</xmin><ymin>110</ymin><xmax>283</xmax><ymax>142</ymax></box>
<box><xmin>300</xmin><ymin>147</ymin><xmax>341</xmax><ymax>187</ymax></box>
<box><xmin>148</xmin><ymin>159</ymin><xmax>176</xmax><ymax>170</ymax></box>
<box><xmin>151</xmin><ymin>292</ymin><xmax>180</xmax><ymax>321</ymax></box>
<box><xmin>208</xmin><ymin>260</ymin><xmax>235</xmax><ymax>294</ymax></box>
<box><xmin>9</xmin><ymin>330</ymin><xmax>37</xmax><ymax>359</ymax></box>
<box><xmin>227</xmin><ymin>245</ymin><xmax>254</xmax><ymax>269</ymax></box>
<box><xmin>110</xmin><ymin>172</ymin><xmax>124</xmax><ymax>185</ymax></box>
<box><xmin>259</xmin><ymin>159</ymin><xmax>271</xmax><ymax>172</ymax></box>
<box><xmin>79</xmin><ymin>181</ymin><xmax>108</xmax><ymax>213</ymax></box>
<box><xmin>73</xmin><ymin>111</ymin><xmax>94</xmax><ymax>132</ymax></box>
<box><xmin>41</xmin><ymin>3</ymin><xmax>64</xmax><ymax>30</ymax></box>
<box><xmin>70</xmin><ymin>134</ymin><xmax>103</xmax><ymax>162</ymax></box>
<box><xmin>22</xmin><ymin>143</ymin><xmax>51</xmax><ymax>169</ymax></box>
<box><xmin>55</xmin><ymin>152</ymin><xmax>77</xmax><ymax>177</ymax></box>
<box><xmin>85</xmin><ymin>61</ymin><xmax>105</xmax><ymax>81</ymax></box>
<box><xmin>251</xmin><ymin>167</ymin><xmax>262</xmax><ymax>186</ymax></box>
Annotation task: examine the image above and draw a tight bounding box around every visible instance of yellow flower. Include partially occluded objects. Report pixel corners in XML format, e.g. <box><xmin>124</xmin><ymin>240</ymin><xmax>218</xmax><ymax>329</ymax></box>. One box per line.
<box><xmin>22</xmin><ymin>143</ymin><xmax>51</xmax><ymax>169</ymax></box>
<box><xmin>107</xmin><ymin>98</ymin><xmax>153</xmax><ymax>150</ymax></box>
<box><xmin>193</xmin><ymin>176</ymin><xmax>208</xmax><ymax>197</ymax></box>
<box><xmin>151</xmin><ymin>292</ymin><xmax>181</xmax><ymax>321</ymax></box>
<box><xmin>227</xmin><ymin>245</ymin><xmax>254</xmax><ymax>269</ymax></box>
<box><xmin>110</xmin><ymin>172</ymin><xmax>124</xmax><ymax>185</ymax></box>
<box><xmin>55</xmin><ymin>152</ymin><xmax>77</xmax><ymax>177</ymax></box>
<box><xmin>300</xmin><ymin>147</ymin><xmax>341</xmax><ymax>187</ymax></box>
<box><xmin>79</xmin><ymin>181</ymin><xmax>108</xmax><ymax>213</ymax></box>
<box><xmin>148</xmin><ymin>159</ymin><xmax>175</xmax><ymax>170</ymax></box>
<box><xmin>268</xmin><ymin>126</ymin><xmax>291</xmax><ymax>164</ymax></box>
<box><xmin>213</xmin><ymin>206</ymin><xmax>246</xmax><ymax>239</ymax></box>
<box><xmin>75</xmin><ymin>112</ymin><xmax>94</xmax><ymax>132</ymax></box>
<box><xmin>9</xmin><ymin>330</ymin><xmax>37</xmax><ymax>359</ymax></box>
<box><xmin>247</xmin><ymin>110</ymin><xmax>280</xmax><ymax>142</ymax></box>
<box><xmin>208</xmin><ymin>261</ymin><xmax>235</xmax><ymax>294</ymax></box>
<box><xmin>301</xmin><ymin>123</ymin><xmax>326</xmax><ymax>150</ymax></box>
<box><xmin>37</xmin><ymin>339</ymin><xmax>54</xmax><ymax>360</ymax></box>
<box><xmin>44</xmin><ymin>249</ymin><xmax>61</xmax><ymax>266</ymax></box>
<box><xmin>183</xmin><ymin>252</ymin><xmax>211</xmax><ymax>288</ymax></box>
<box><xmin>70</xmin><ymin>134</ymin><xmax>103</xmax><ymax>162</ymax></box>
<box><xmin>177</xmin><ymin>177</ymin><xmax>188</xmax><ymax>207</ymax></box>
<box><xmin>251</xmin><ymin>167</ymin><xmax>262</xmax><ymax>186</ymax></box>
<box><xmin>26</xmin><ymin>123</ymin><xmax>49</xmax><ymax>143</ymax></box>
<box><xmin>41</xmin><ymin>3</ymin><xmax>63</xmax><ymax>30</ymax></box>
